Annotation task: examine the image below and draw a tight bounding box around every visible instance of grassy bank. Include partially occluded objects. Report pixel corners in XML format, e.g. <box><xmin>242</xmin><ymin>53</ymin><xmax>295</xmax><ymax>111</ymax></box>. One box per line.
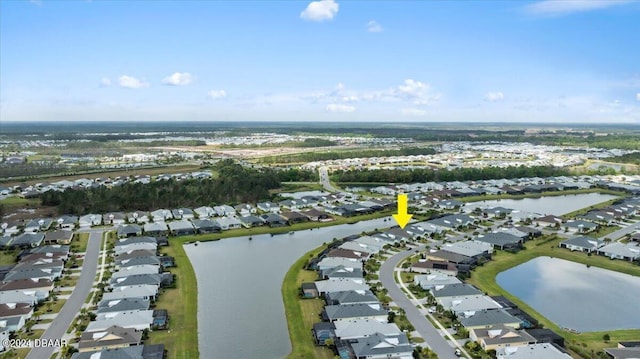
<box><xmin>282</xmin><ymin>244</ymin><xmax>334</xmax><ymax>359</ymax></box>
<box><xmin>145</xmin><ymin>239</ymin><xmax>199</xmax><ymax>359</ymax></box>
<box><xmin>467</xmin><ymin>235</ymin><xmax>640</xmax><ymax>357</ymax></box>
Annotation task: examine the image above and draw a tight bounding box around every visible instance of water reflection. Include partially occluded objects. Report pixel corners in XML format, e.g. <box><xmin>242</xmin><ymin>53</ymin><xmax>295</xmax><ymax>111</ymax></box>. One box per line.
<box><xmin>469</xmin><ymin>193</ymin><xmax>618</xmax><ymax>216</ymax></box>
<box><xmin>497</xmin><ymin>257</ymin><xmax>640</xmax><ymax>332</ymax></box>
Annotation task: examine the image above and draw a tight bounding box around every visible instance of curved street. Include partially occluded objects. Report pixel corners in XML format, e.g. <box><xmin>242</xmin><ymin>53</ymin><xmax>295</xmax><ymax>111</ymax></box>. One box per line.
<box><xmin>379</xmin><ymin>245</ymin><xmax>464</xmax><ymax>359</ymax></box>
<box><xmin>26</xmin><ymin>230</ymin><xmax>103</xmax><ymax>359</ymax></box>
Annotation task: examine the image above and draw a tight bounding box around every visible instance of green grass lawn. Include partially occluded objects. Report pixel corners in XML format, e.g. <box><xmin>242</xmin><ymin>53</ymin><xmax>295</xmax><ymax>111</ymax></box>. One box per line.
<box><xmin>467</xmin><ymin>236</ymin><xmax>640</xmax><ymax>358</ymax></box>
<box><xmin>145</xmin><ymin>239</ymin><xmax>199</xmax><ymax>359</ymax></box>
<box><xmin>0</xmin><ymin>196</ymin><xmax>41</xmax><ymax>206</ymax></box>
<box><xmin>0</xmin><ymin>249</ymin><xmax>18</xmax><ymax>266</ymax></box>
<box><xmin>72</xmin><ymin>233</ymin><xmax>90</xmax><ymax>253</ymax></box>
<box><xmin>282</xmin><ymin>244</ymin><xmax>335</xmax><ymax>359</ymax></box>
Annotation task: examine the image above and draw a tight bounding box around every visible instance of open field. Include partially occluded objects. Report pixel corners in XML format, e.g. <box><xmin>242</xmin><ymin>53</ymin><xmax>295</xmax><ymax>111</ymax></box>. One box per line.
<box><xmin>467</xmin><ymin>235</ymin><xmax>640</xmax><ymax>358</ymax></box>
<box><xmin>282</xmin><ymin>243</ymin><xmax>334</xmax><ymax>359</ymax></box>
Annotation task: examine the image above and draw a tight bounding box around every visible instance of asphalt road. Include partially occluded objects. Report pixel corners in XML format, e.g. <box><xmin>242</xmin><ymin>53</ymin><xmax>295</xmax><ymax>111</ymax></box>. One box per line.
<box><xmin>26</xmin><ymin>230</ymin><xmax>102</xmax><ymax>359</ymax></box>
<box><xmin>379</xmin><ymin>246</ymin><xmax>461</xmax><ymax>359</ymax></box>
<box><xmin>599</xmin><ymin>220</ymin><xmax>640</xmax><ymax>240</ymax></box>
<box><xmin>319</xmin><ymin>166</ymin><xmax>338</xmax><ymax>192</ymax></box>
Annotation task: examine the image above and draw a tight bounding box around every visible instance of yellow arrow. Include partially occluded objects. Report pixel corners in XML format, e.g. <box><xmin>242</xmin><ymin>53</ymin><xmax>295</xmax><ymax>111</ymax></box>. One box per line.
<box><xmin>392</xmin><ymin>193</ymin><xmax>413</xmax><ymax>229</ymax></box>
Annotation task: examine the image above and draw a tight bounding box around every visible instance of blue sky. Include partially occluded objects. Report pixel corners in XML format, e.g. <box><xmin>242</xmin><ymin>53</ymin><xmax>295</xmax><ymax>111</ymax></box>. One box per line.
<box><xmin>1</xmin><ymin>0</ymin><xmax>639</xmax><ymax>123</ymax></box>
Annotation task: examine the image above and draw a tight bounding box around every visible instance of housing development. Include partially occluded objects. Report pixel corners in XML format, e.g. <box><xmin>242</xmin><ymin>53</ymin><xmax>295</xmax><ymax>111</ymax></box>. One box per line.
<box><xmin>0</xmin><ymin>121</ymin><xmax>639</xmax><ymax>359</ymax></box>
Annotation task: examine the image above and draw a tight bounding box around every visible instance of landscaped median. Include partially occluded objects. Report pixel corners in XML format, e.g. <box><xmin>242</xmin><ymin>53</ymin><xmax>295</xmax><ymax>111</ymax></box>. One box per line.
<box><xmin>466</xmin><ymin>235</ymin><xmax>640</xmax><ymax>358</ymax></box>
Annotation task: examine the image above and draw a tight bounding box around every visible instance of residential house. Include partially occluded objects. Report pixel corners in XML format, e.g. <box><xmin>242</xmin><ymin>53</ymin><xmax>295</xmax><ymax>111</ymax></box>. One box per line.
<box><xmin>316</xmin><ymin>257</ymin><xmax>362</xmax><ymax>272</ymax></box>
<box><xmin>301</xmin><ymin>208</ymin><xmax>333</xmax><ymax>222</ymax></box>
<box><xmin>438</xmin><ymin>294</ymin><xmax>503</xmax><ymax>314</ymax></box>
<box><xmin>111</xmin><ymin>266</ymin><xmax>160</xmax><ymax>279</ymax></box>
<box><xmin>0</xmin><ymin>278</ymin><xmax>53</xmax><ymax>299</ymax></box>
<box><xmin>28</xmin><ymin>245</ymin><xmax>70</xmax><ymax>260</ymax></box>
<box><xmin>9</xmin><ymin>233</ymin><xmax>44</xmax><ymax>248</ymax></box>
<box><xmin>101</xmin><ymin>285</ymin><xmax>158</xmax><ymax>302</ymax></box>
<box><xmin>559</xmin><ymin>236</ymin><xmax>605</xmax><ymax>253</ymax></box>
<box><xmin>495</xmin><ymin>344</ymin><xmax>572</xmax><ymax>359</ymax></box>
<box><xmin>333</xmin><ymin>319</ymin><xmax>402</xmax><ymax>341</ymax></box>
<box><xmin>323</xmin><ymin>303</ymin><xmax>388</xmax><ymax>323</ymax></box>
<box><xmin>536</xmin><ymin>215</ymin><xmax>564</xmax><ymax>228</ymax></box>
<box><xmin>413</xmin><ymin>274</ymin><xmax>462</xmax><ymax>290</ymax></box>
<box><xmin>411</xmin><ymin>260</ymin><xmax>458</xmax><ymax>276</ymax></box>
<box><xmin>215</xmin><ymin>216</ymin><xmax>243</xmax><ymax>230</ymax></box>
<box><xmin>0</xmin><ymin>220</ymin><xmax>21</xmax><ymax>236</ymax></box>
<box><xmin>104</xmin><ymin>212</ymin><xmax>127</xmax><ymax>226</ymax></box>
<box><xmin>442</xmin><ymin>241</ymin><xmax>493</xmax><ymax>260</ymax></box>
<box><xmin>190</xmin><ymin>219</ymin><xmax>221</xmax><ymax>234</ymax></box>
<box><xmin>150</xmin><ymin>209</ymin><xmax>173</xmax><ymax>222</ymax></box>
<box><xmin>431</xmin><ymin>283</ymin><xmax>482</xmax><ymax>300</ymax></box>
<box><xmin>23</xmin><ymin>218</ymin><xmax>52</xmax><ymax>232</ymax></box>
<box><xmin>97</xmin><ymin>298</ymin><xmax>151</xmax><ymax>314</ymax></box>
<box><xmin>314</xmin><ymin>278</ymin><xmax>369</xmax><ymax>295</ymax></box>
<box><xmin>319</xmin><ymin>266</ymin><xmax>364</xmax><ymax>280</ymax></box>
<box><xmin>44</xmin><ymin>230</ymin><xmax>73</xmax><ymax>245</ymax></box>
<box><xmin>280</xmin><ymin>211</ymin><xmax>309</xmax><ymax>225</ymax></box>
<box><xmin>193</xmin><ymin>206</ymin><xmax>215</xmax><ymax>219</ymax></box>
<box><xmin>117</xmin><ymin>224</ymin><xmax>143</xmax><ymax>238</ymax></box>
<box><xmin>0</xmin><ymin>302</ymin><xmax>33</xmax><ymax>330</ymax></box>
<box><xmin>524</xmin><ymin>328</ymin><xmax>565</xmax><ymax>348</ymax></box>
<box><xmin>0</xmin><ymin>291</ymin><xmax>39</xmax><ymax>306</ymax></box>
<box><xmin>213</xmin><ymin>205</ymin><xmax>236</xmax><ymax>217</ymax></box>
<box><xmin>114</xmin><ymin>243</ymin><xmax>158</xmax><ymax>256</ymax></box>
<box><xmin>426</xmin><ymin>250</ymin><xmax>476</xmax><ymax>272</ymax></box>
<box><xmin>234</xmin><ymin>204</ymin><xmax>256</xmax><ymax>216</ymax></box>
<box><xmin>564</xmin><ymin>220</ymin><xmax>599</xmax><ymax>234</ymax></box>
<box><xmin>87</xmin><ymin>310</ymin><xmax>154</xmax><ymax>332</ymax></box>
<box><xmin>474</xmin><ymin>232</ymin><xmax>523</xmax><ymax>250</ymax></box>
<box><xmin>78</xmin><ymin>325</ymin><xmax>143</xmax><ymax>353</ymax></box>
<box><xmin>167</xmin><ymin>220</ymin><xmax>196</xmax><ymax>236</ymax></box>
<box><xmin>325</xmin><ymin>290</ymin><xmax>379</xmax><ymax>306</ymax></box>
<box><xmin>470</xmin><ymin>325</ymin><xmax>536</xmax><ymax>351</ymax></box>
<box><xmin>350</xmin><ymin>333</ymin><xmax>414</xmax><ymax>359</ymax></box>
<box><xmin>597</xmin><ymin>242</ymin><xmax>640</xmax><ymax>262</ymax></box>
<box><xmin>578</xmin><ymin>211</ymin><xmax>615</xmax><ymax>226</ymax></box>
<box><xmin>79</xmin><ymin>214</ymin><xmax>102</xmax><ymax>228</ymax></box>
<box><xmin>256</xmin><ymin>202</ymin><xmax>281</xmax><ymax>214</ymax></box>
<box><xmin>459</xmin><ymin>309</ymin><xmax>522</xmax><ymax>330</ymax></box>
<box><xmin>238</xmin><ymin>215</ymin><xmax>265</xmax><ymax>228</ymax></box>
<box><xmin>116</xmin><ymin>257</ymin><xmax>161</xmax><ymax>270</ymax></box>
<box><xmin>143</xmin><ymin>222</ymin><xmax>169</xmax><ymax>237</ymax></box>
<box><xmin>171</xmin><ymin>208</ymin><xmax>194</xmax><ymax>220</ymax></box>
<box><xmin>55</xmin><ymin>215</ymin><xmax>78</xmax><ymax>230</ymax></box>
<box><xmin>127</xmin><ymin>211</ymin><xmax>150</xmax><ymax>224</ymax></box>
<box><xmin>326</xmin><ymin>248</ymin><xmax>370</xmax><ymax>261</ymax></box>
<box><xmin>259</xmin><ymin>214</ymin><xmax>288</xmax><ymax>227</ymax></box>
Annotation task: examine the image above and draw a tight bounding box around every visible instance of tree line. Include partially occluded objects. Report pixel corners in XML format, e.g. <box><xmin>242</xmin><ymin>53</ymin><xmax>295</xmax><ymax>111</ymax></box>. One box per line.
<box><xmin>259</xmin><ymin>147</ymin><xmax>437</xmax><ymax>164</ymax></box>
<box><xmin>40</xmin><ymin>160</ymin><xmax>316</xmax><ymax>215</ymax></box>
<box><xmin>332</xmin><ymin>165</ymin><xmax>571</xmax><ymax>183</ymax></box>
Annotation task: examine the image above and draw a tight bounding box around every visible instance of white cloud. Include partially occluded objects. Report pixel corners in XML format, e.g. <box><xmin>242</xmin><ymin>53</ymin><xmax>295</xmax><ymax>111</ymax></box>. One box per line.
<box><xmin>162</xmin><ymin>72</ymin><xmax>193</xmax><ymax>86</ymax></box>
<box><xmin>367</xmin><ymin>20</ymin><xmax>383</xmax><ymax>33</ymax></box>
<box><xmin>117</xmin><ymin>75</ymin><xmax>149</xmax><ymax>89</ymax></box>
<box><xmin>393</xmin><ymin>79</ymin><xmax>440</xmax><ymax>105</ymax></box>
<box><xmin>326</xmin><ymin>103</ymin><xmax>355</xmax><ymax>113</ymax></box>
<box><xmin>525</xmin><ymin>0</ymin><xmax>631</xmax><ymax>17</ymax></box>
<box><xmin>300</xmin><ymin>0</ymin><xmax>339</xmax><ymax>22</ymax></box>
<box><xmin>99</xmin><ymin>77</ymin><xmax>111</xmax><ymax>87</ymax></box>
<box><xmin>207</xmin><ymin>90</ymin><xmax>227</xmax><ymax>99</ymax></box>
<box><xmin>401</xmin><ymin>108</ymin><xmax>427</xmax><ymax>116</ymax></box>
<box><xmin>637</xmin><ymin>93</ymin><xmax>640</xmax><ymax>101</ymax></box>
<box><xmin>484</xmin><ymin>91</ymin><xmax>505</xmax><ymax>102</ymax></box>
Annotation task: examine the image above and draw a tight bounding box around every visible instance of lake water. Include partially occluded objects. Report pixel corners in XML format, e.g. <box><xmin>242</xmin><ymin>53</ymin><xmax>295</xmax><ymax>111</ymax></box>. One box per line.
<box><xmin>184</xmin><ymin>217</ymin><xmax>393</xmax><ymax>359</ymax></box>
<box><xmin>468</xmin><ymin>193</ymin><xmax>618</xmax><ymax>216</ymax></box>
<box><xmin>496</xmin><ymin>257</ymin><xmax>640</xmax><ymax>332</ymax></box>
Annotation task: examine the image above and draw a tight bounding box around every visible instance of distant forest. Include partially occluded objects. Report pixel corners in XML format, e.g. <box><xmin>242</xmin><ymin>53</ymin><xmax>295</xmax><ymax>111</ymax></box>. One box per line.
<box><xmin>609</xmin><ymin>152</ymin><xmax>640</xmax><ymax>164</ymax></box>
<box><xmin>332</xmin><ymin>165</ymin><xmax>572</xmax><ymax>183</ymax></box>
<box><xmin>41</xmin><ymin>160</ymin><xmax>317</xmax><ymax>215</ymax></box>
